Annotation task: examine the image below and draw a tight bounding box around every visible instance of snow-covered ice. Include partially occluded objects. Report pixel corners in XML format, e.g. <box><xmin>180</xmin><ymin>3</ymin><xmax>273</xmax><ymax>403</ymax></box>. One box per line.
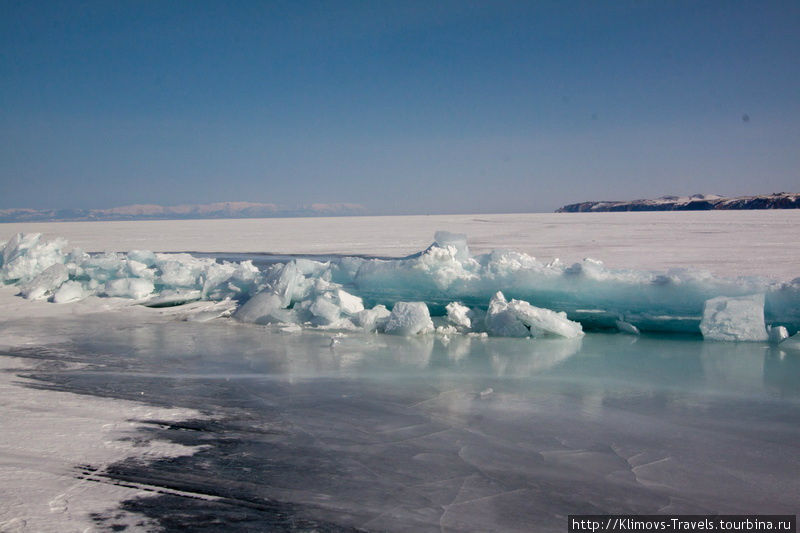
<box><xmin>384</xmin><ymin>301</ymin><xmax>434</xmax><ymax>335</ymax></box>
<box><xmin>3</xmin><ymin>211</ymin><xmax>799</xmax><ymax>279</ymax></box>
<box><xmin>0</xmin><ymin>356</ymin><xmax>208</xmax><ymax>533</ymax></box>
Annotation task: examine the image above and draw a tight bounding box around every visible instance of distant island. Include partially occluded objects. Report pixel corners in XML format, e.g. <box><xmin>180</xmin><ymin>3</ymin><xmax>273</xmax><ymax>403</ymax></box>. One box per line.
<box><xmin>556</xmin><ymin>193</ymin><xmax>800</xmax><ymax>212</ymax></box>
<box><xmin>0</xmin><ymin>201</ymin><xmax>367</xmax><ymax>223</ymax></box>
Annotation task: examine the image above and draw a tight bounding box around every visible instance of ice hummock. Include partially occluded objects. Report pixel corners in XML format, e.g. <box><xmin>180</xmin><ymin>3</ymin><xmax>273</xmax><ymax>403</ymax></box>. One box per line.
<box><xmin>1</xmin><ymin>232</ymin><xmax>799</xmax><ymax>340</ymax></box>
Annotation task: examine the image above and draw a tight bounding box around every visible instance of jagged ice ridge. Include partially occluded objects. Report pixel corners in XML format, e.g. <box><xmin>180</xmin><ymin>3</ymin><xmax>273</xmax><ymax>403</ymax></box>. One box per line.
<box><xmin>2</xmin><ymin>231</ymin><xmax>799</xmax><ymax>343</ymax></box>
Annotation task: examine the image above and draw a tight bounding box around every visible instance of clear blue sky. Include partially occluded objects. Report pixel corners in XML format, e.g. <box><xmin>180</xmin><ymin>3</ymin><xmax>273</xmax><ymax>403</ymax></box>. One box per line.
<box><xmin>2</xmin><ymin>1</ymin><xmax>798</xmax><ymax>213</ymax></box>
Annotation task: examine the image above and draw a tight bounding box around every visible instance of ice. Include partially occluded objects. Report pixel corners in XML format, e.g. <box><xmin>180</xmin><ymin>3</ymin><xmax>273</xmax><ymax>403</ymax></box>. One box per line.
<box><xmin>53</xmin><ymin>280</ymin><xmax>86</xmax><ymax>303</ymax></box>
<box><xmin>485</xmin><ymin>292</ymin><xmax>584</xmax><ymax>338</ymax></box>
<box><xmin>80</xmin><ymin>252</ymin><xmax>126</xmax><ymax>282</ymax></box>
<box><xmin>2</xmin><ymin>217</ymin><xmax>800</xmax><ymax>531</ymax></box>
<box><xmin>127</xmin><ymin>249</ymin><xmax>156</xmax><ymax>266</ymax></box>
<box><xmin>348</xmin><ymin>234</ymin><xmax>799</xmax><ymax>335</ymax></box>
<box><xmin>7</xmin><ymin>313</ymin><xmax>799</xmax><ymax>531</ymax></box>
<box><xmin>485</xmin><ymin>292</ymin><xmax>531</xmax><ymax>337</ymax></box>
<box><xmin>19</xmin><ymin>263</ymin><xmax>69</xmax><ymax>300</ymax></box>
<box><xmin>233</xmin><ymin>292</ymin><xmax>294</xmax><ymax>325</ymax></box>
<box><xmin>615</xmin><ymin>319</ymin><xmax>640</xmax><ymax>335</ymax></box>
<box><xmin>700</xmin><ymin>294</ymin><xmax>769</xmax><ymax>342</ymax></box>
<box><xmin>155</xmin><ymin>253</ymin><xmax>209</xmax><ymax>288</ymax></box>
<box><xmin>1</xmin><ymin>233</ymin><xmax>39</xmax><ymax>266</ymax></box>
<box><xmin>105</xmin><ymin>278</ymin><xmax>155</xmax><ymax>300</ymax></box>
<box><xmin>433</xmin><ymin>230</ymin><xmax>471</xmax><ymax>261</ymax></box>
<box><xmin>354</xmin><ymin>304</ymin><xmax>391</xmax><ymax>332</ymax></box>
<box><xmin>308</xmin><ymin>294</ymin><xmax>348</xmax><ymax>326</ymax></box>
<box><xmin>335</xmin><ymin>288</ymin><xmax>364</xmax><ymax>315</ymax></box>
<box><xmin>384</xmin><ymin>302</ymin><xmax>434</xmax><ymax>335</ymax></box>
<box><xmin>269</xmin><ymin>261</ymin><xmax>303</xmax><ymax>306</ymax></box>
<box><xmin>126</xmin><ymin>259</ymin><xmax>155</xmax><ymax>280</ymax></box>
<box><xmin>445</xmin><ymin>301</ymin><xmax>472</xmax><ymax>330</ymax></box>
<box><xmin>302</xmin><ymin>289</ymin><xmax>362</xmax><ymax>329</ymax></box>
<box><xmin>768</xmin><ymin>325</ymin><xmax>789</xmax><ymax>344</ymax></box>
<box><xmin>1</xmin><ymin>231</ymin><xmax>799</xmax><ymax>339</ymax></box>
<box><xmin>780</xmin><ymin>332</ymin><xmax>800</xmax><ymax>352</ymax></box>
<box><xmin>201</xmin><ymin>260</ymin><xmax>261</xmax><ymax>300</ymax></box>
<box><xmin>0</xmin><ymin>233</ymin><xmax>67</xmax><ymax>283</ymax></box>
<box><xmin>144</xmin><ymin>289</ymin><xmax>203</xmax><ymax>308</ymax></box>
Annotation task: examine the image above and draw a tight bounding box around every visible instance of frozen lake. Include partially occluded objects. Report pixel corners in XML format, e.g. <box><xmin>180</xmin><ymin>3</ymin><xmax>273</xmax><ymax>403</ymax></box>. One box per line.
<box><xmin>1</xmin><ymin>213</ymin><xmax>799</xmax><ymax>532</ymax></box>
<box><xmin>4</xmin><ymin>210</ymin><xmax>800</xmax><ymax>279</ymax></box>
<box><xmin>3</xmin><ymin>313</ymin><xmax>800</xmax><ymax>532</ymax></box>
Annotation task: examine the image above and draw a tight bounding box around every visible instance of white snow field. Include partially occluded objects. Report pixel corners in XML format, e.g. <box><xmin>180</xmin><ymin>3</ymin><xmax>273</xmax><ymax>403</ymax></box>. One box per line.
<box><xmin>0</xmin><ymin>212</ymin><xmax>799</xmax><ymax>531</ymax></box>
<box><xmin>3</xmin><ymin>210</ymin><xmax>799</xmax><ymax>279</ymax></box>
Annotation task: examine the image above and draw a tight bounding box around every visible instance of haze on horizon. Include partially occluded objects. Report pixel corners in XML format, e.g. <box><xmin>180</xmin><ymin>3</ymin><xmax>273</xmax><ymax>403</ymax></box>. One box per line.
<box><xmin>2</xmin><ymin>1</ymin><xmax>799</xmax><ymax>215</ymax></box>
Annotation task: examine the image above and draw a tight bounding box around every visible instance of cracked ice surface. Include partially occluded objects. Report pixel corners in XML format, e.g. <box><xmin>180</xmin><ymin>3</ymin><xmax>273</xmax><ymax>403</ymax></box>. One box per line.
<box><xmin>0</xmin><ymin>314</ymin><xmax>798</xmax><ymax>532</ymax></box>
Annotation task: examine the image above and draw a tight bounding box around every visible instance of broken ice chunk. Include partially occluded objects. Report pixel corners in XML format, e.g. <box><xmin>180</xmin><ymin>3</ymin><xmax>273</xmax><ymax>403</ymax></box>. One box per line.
<box><xmin>699</xmin><ymin>294</ymin><xmax>769</xmax><ymax>342</ymax></box>
<box><xmin>354</xmin><ymin>305</ymin><xmax>391</xmax><ymax>332</ymax></box>
<box><xmin>156</xmin><ymin>255</ymin><xmax>204</xmax><ymax>288</ymax></box>
<box><xmin>53</xmin><ymin>280</ymin><xmax>86</xmax><ymax>303</ymax></box>
<box><xmin>485</xmin><ymin>292</ymin><xmax>584</xmax><ymax>338</ymax></box>
<box><xmin>233</xmin><ymin>292</ymin><xmax>294</xmax><ymax>325</ymax></box>
<box><xmin>506</xmin><ymin>298</ymin><xmax>584</xmax><ymax>338</ymax></box>
<box><xmin>127</xmin><ymin>249</ymin><xmax>156</xmax><ymax>266</ymax></box>
<box><xmin>384</xmin><ymin>302</ymin><xmax>434</xmax><ymax>335</ymax></box>
<box><xmin>104</xmin><ymin>278</ymin><xmax>155</xmax><ymax>300</ymax></box>
<box><xmin>144</xmin><ymin>289</ymin><xmax>203</xmax><ymax>308</ymax></box>
<box><xmin>126</xmin><ymin>259</ymin><xmax>155</xmax><ymax>280</ymax></box>
<box><xmin>1</xmin><ymin>233</ymin><xmax>67</xmax><ymax>283</ymax></box>
<box><xmin>19</xmin><ymin>263</ymin><xmax>69</xmax><ymax>300</ymax></box>
<box><xmin>445</xmin><ymin>302</ymin><xmax>472</xmax><ymax>330</ymax></box>
<box><xmin>334</xmin><ymin>289</ymin><xmax>364</xmax><ymax>315</ymax></box>
<box><xmin>309</xmin><ymin>294</ymin><xmax>342</xmax><ymax>325</ymax></box>
<box><xmin>767</xmin><ymin>325</ymin><xmax>789</xmax><ymax>344</ymax></box>
<box><xmin>433</xmin><ymin>231</ymin><xmax>470</xmax><ymax>261</ymax></box>
<box><xmin>485</xmin><ymin>292</ymin><xmax>531</xmax><ymax>337</ymax></box>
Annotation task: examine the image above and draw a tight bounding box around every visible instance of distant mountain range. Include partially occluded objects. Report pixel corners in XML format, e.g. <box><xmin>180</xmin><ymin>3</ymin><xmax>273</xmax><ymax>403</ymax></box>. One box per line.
<box><xmin>556</xmin><ymin>193</ymin><xmax>800</xmax><ymax>212</ymax></box>
<box><xmin>0</xmin><ymin>201</ymin><xmax>367</xmax><ymax>222</ymax></box>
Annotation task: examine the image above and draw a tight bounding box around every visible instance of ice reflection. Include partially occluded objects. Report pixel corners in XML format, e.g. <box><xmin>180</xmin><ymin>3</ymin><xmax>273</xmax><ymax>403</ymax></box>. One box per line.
<box><xmin>487</xmin><ymin>337</ymin><xmax>582</xmax><ymax>377</ymax></box>
<box><xmin>3</xmin><ymin>315</ymin><xmax>799</xmax><ymax>396</ymax></box>
<box><xmin>764</xmin><ymin>347</ymin><xmax>800</xmax><ymax>397</ymax></box>
<box><xmin>700</xmin><ymin>341</ymin><xmax>767</xmax><ymax>394</ymax></box>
